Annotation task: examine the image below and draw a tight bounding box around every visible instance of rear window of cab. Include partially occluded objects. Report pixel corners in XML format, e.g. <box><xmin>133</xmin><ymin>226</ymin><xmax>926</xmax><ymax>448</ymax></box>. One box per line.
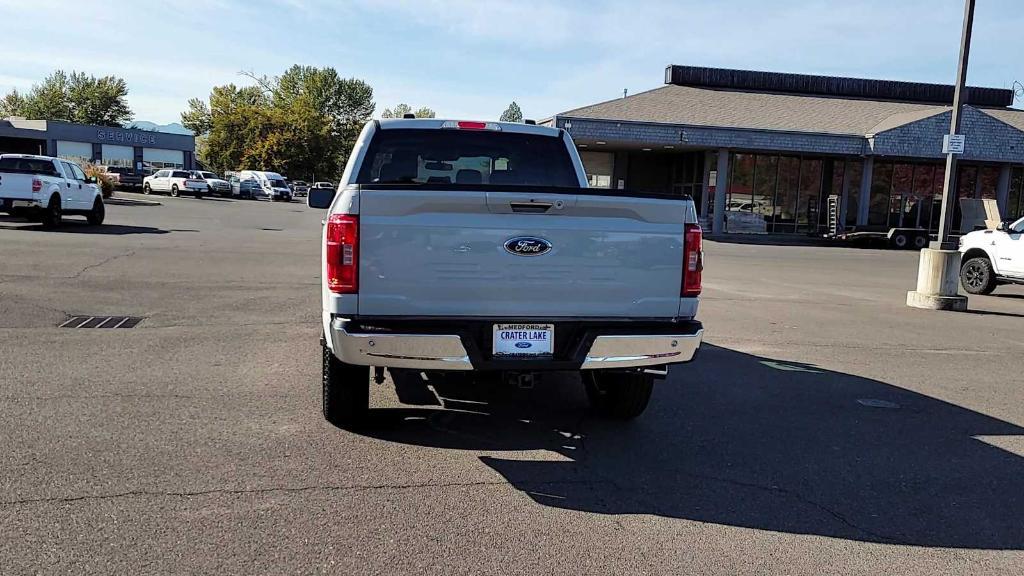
<box><xmin>356</xmin><ymin>129</ymin><xmax>580</xmax><ymax>188</ymax></box>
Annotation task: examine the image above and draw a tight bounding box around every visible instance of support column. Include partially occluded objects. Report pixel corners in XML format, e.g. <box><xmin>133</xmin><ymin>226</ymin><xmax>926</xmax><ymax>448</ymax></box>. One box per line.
<box><xmin>996</xmin><ymin>165</ymin><xmax>1011</xmax><ymax>217</ymax></box>
<box><xmin>700</xmin><ymin>150</ymin><xmax>715</xmax><ymax>221</ymax></box>
<box><xmin>839</xmin><ymin>159</ymin><xmax>851</xmax><ymax>231</ymax></box>
<box><xmin>712</xmin><ymin>149</ymin><xmax>729</xmax><ymax>234</ymax></box>
<box><xmin>857</xmin><ymin>156</ymin><xmax>874</xmax><ymax>226</ymax></box>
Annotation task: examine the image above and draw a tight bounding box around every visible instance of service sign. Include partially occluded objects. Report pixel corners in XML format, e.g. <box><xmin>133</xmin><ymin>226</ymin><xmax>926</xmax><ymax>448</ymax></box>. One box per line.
<box><xmin>493</xmin><ymin>323</ymin><xmax>554</xmax><ymax>357</ymax></box>
<box><xmin>97</xmin><ymin>130</ymin><xmax>158</xmax><ymax>145</ymax></box>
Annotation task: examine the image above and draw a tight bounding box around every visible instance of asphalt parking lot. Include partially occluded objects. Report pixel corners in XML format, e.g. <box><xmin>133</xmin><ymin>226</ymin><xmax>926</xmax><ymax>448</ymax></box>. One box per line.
<box><xmin>1</xmin><ymin>194</ymin><xmax>1023</xmax><ymax>574</ymax></box>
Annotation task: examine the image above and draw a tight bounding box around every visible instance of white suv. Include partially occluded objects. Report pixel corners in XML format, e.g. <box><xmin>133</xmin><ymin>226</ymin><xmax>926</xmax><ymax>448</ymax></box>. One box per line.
<box><xmin>959</xmin><ymin>217</ymin><xmax>1024</xmax><ymax>294</ymax></box>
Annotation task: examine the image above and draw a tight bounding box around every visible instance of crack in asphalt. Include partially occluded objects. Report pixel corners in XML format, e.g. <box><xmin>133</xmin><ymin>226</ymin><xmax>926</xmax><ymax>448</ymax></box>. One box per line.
<box><xmin>0</xmin><ymin>479</ymin><xmax>603</xmax><ymax>507</ymax></box>
<box><xmin>68</xmin><ymin>250</ymin><xmax>136</xmax><ymax>279</ymax></box>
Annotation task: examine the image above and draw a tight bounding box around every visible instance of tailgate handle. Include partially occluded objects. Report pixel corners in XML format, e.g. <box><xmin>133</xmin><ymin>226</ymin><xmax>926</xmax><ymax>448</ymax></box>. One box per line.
<box><xmin>510</xmin><ymin>201</ymin><xmax>552</xmax><ymax>213</ymax></box>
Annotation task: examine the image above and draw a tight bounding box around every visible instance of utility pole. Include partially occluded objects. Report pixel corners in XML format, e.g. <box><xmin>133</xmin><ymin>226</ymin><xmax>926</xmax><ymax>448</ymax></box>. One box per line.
<box><xmin>907</xmin><ymin>0</ymin><xmax>974</xmax><ymax>311</ymax></box>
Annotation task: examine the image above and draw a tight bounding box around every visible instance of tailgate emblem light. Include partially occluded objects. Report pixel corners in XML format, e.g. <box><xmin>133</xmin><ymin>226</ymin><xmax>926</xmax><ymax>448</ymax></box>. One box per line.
<box><xmin>504</xmin><ymin>237</ymin><xmax>552</xmax><ymax>256</ymax></box>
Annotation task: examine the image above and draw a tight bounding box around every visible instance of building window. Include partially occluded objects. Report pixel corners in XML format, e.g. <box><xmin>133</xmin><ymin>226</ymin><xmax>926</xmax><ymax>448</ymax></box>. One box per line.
<box><xmin>911</xmin><ymin>164</ymin><xmax>936</xmax><ymax>231</ymax></box>
<box><xmin>774</xmin><ymin>156</ymin><xmax>800</xmax><ymax>233</ymax></box>
<box><xmin>728</xmin><ymin>153</ymin><xmax>754</xmax><ymax>212</ymax></box>
<box><xmin>869</xmin><ymin>162</ymin><xmax>893</xmax><ymax>226</ymax></box>
<box><xmin>1008</xmin><ymin>167</ymin><xmax>1024</xmax><ymax>220</ymax></box>
<box><xmin>889</xmin><ymin>164</ymin><xmax>914</xmax><ymax>229</ymax></box>
<box><xmin>797</xmin><ymin>158</ymin><xmax>822</xmax><ymax>232</ymax></box>
<box><xmin>844</xmin><ymin>160</ymin><xmax>862</xmax><ymax>227</ymax></box>
<box><xmin>579</xmin><ymin>151</ymin><xmax>613</xmax><ymax>189</ymax></box>
<box><xmin>753</xmin><ymin>155</ymin><xmax>777</xmax><ymax>223</ymax></box>
<box><xmin>978</xmin><ymin>166</ymin><xmax>1000</xmax><ymax>200</ymax></box>
<box><xmin>957</xmin><ymin>165</ymin><xmax>977</xmax><ymax>200</ymax></box>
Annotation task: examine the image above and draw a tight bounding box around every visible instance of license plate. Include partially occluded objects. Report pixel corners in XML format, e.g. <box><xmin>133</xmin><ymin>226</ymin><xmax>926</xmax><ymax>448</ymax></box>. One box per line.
<box><xmin>493</xmin><ymin>323</ymin><xmax>554</xmax><ymax>357</ymax></box>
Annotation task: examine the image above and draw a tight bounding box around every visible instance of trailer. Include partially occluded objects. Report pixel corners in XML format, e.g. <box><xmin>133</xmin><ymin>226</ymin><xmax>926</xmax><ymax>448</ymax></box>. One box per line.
<box><xmin>822</xmin><ymin>195</ymin><xmax>935</xmax><ymax>250</ymax></box>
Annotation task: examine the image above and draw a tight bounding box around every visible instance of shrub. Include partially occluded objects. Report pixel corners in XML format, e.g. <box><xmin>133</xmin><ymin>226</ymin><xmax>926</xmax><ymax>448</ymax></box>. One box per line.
<box><xmin>83</xmin><ymin>163</ymin><xmax>116</xmax><ymax>198</ymax></box>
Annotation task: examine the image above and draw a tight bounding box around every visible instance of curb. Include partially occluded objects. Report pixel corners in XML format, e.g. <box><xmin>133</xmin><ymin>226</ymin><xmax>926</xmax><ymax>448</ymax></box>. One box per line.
<box><xmin>105</xmin><ymin>196</ymin><xmax>162</xmax><ymax>207</ymax></box>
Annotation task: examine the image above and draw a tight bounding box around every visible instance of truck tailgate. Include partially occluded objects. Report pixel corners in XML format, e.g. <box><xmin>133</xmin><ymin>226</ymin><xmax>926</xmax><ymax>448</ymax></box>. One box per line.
<box><xmin>357</xmin><ymin>189</ymin><xmax>687</xmax><ymax>318</ymax></box>
<box><xmin>0</xmin><ymin>173</ymin><xmax>38</xmax><ymax>200</ymax></box>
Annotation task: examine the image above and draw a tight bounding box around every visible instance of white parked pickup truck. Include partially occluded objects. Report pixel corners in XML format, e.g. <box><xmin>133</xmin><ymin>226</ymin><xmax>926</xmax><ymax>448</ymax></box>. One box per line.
<box><xmin>308</xmin><ymin>119</ymin><xmax>704</xmax><ymax>428</ymax></box>
<box><xmin>959</xmin><ymin>216</ymin><xmax>1024</xmax><ymax>294</ymax></box>
<box><xmin>0</xmin><ymin>154</ymin><xmax>105</xmax><ymax>227</ymax></box>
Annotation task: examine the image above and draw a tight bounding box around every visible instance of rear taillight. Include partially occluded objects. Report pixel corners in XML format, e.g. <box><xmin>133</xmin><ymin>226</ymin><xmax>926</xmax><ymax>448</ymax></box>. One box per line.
<box><xmin>31</xmin><ymin>178</ymin><xmax>42</xmax><ymax>193</ymax></box>
<box><xmin>682</xmin><ymin>223</ymin><xmax>703</xmax><ymax>297</ymax></box>
<box><xmin>326</xmin><ymin>214</ymin><xmax>358</xmax><ymax>293</ymax></box>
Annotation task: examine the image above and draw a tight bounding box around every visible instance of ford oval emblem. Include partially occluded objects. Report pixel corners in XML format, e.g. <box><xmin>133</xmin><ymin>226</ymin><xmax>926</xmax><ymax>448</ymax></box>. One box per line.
<box><xmin>504</xmin><ymin>236</ymin><xmax>552</xmax><ymax>257</ymax></box>
<box><xmin>515</xmin><ymin>342</ymin><xmax>532</xmax><ymax>349</ymax></box>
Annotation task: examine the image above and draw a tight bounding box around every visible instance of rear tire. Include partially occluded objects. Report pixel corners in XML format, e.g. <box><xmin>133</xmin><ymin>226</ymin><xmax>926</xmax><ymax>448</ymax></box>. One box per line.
<box><xmin>584</xmin><ymin>371</ymin><xmax>655</xmax><ymax>420</ymax></box>
<box><xmin>913</xmin><ymin>233</ymin><xmax>929</xmax><ymax>250</ymax></box>
<box><xmin>40</xmin><ymin>195</ymin><xmax>62</xmax><ymax>228</ymax></box>
<box><xmin>890</xmin><ymin>232</ymin><xmax>909</xmax><ymax>250</ymax></box>
<box><xmin>143</xmin><ymin>183</ymin><xmax>151</xmax><ymax>195</ymax></box>
<box><xmin>961</xmin><ymin>256</ymin><xmax>997</xmax><ymax>295</ymax></box>
<box><xmin>170</xmin><ymin>185</ymin><xmax>179</xmax><ymax>198</ymax></box>
<box><xmin>86</xmin><ymin>197</ymin><xmax>105</xmax><ymax>225</ymax></box>
<box><xmin>322</xmin><ymin>343</ymin><xmax>370</xmax><ymax>429</ymax></box>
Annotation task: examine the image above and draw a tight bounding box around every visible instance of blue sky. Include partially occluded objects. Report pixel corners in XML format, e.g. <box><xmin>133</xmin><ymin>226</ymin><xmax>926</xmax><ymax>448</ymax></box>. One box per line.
<box><xmin>1</xmin><ymin>0</ymin><xmax>1021</xmax><ymax>125</ymax></box>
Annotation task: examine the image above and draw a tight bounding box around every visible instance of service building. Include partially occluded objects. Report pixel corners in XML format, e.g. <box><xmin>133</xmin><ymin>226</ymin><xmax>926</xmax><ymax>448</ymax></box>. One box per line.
<box><xmin>546</xmin><ymin>65</ymin><xmax>1024</xmax><ymax>235</ymax></box>
<box><xmin>0</xmin><ymin>118</ymin><xmax>196</xmax><ymax>174</ymax></box>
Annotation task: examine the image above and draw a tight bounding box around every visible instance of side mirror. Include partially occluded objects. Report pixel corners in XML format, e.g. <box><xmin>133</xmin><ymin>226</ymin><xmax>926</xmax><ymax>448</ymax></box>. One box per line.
<box><xmin>307</xmin><ymin>187</ymin><xmax>336</xmax><ymax>209</ymax></box>
<box><xmin>86</xmin><ymin>176</ymin><xmax>98</xmax><ymax>184</ymax></box>
<box><xmin>997</xmin><ymin>221</ymin><xmax>1009</xmax><ymax>232</ymax></box>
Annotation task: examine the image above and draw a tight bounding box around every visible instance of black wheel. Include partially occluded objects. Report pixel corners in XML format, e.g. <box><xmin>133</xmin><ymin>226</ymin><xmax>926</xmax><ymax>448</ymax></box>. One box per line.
<box><xmin>40</xmin><ymin>195</ymin><xmax>62</xmax><ymax>228</ymax></box>
<box><xmin>195</xmin><ymin>192</ymin><xmax>204</xmax><ymax>199</ymax></box>
<box><xmin>913</xmin><ymin>234</ymin><xmax>929</xmax><ymax>250</ymax></box>
<box><xmin>86</xmin><ymin>197</ymin><xmax>105</xmax><ymax>225</ymax></box>
<box><xmin>170</xmin><ymin>185</ymin><xmax>179</xmax><ymax>197</ymax></box>
<box><xmin>891</xmin><ymin>232</ymin><xmax>909</xmax><ymax>250</ymax></box>
<box><xmin>322</xmin><ymin>343</ymin><xmax>370</xmax><ymax>429</ymax></box>
<box><xmin>143</xmin><ymin>183</ymin><xmax>152</xmax><ymax>195</ymax></box>
<box><xmin>960</xmin><ymin>256</ymin><xmax>997</xmax><ymax>295</ymax></box>
<box><xmin>584</xmin><ymin>371</ymin><xmax>655</xmax><ymax>420</ymax></box>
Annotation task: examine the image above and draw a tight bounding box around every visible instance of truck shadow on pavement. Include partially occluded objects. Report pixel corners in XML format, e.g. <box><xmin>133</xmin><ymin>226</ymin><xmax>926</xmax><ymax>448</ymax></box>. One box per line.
<box><xmin>357</xmin><ymin>344</ymin><xmax>1024</xmax><ymax>550</ymax></box>
<box><xmin>0</xmin><ymin>218</ymin><xmax>168</xmax><ymax>235</ymax></box>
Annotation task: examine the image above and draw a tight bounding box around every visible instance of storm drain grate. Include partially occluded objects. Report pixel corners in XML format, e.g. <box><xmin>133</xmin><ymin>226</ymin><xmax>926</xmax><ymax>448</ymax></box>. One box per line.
<box><xmin>60</xmin><ymin>316</ymin><xmax>144</xmax><ymax>329</ymax></box>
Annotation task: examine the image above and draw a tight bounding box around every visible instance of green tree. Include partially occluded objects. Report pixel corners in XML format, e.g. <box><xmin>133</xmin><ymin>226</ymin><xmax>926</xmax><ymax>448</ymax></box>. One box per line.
<box><xmin>381</xmin><ymin>103</ymin><xmax>435</xmax><ymax>118</ymax></box>
<box><xmin>0</xmin><ymin>90</ymin><xmax>27</xmax><ymax>118</ymax></box>
<box><xmin>184</xmin><ymin>67</ymin><xmax>374</xmax><ymax>180</ymax></box>
<box><xmin>499</xmin><ymin>101</ymin><xmax>523</xmax><ymax>123</ymax></box>
<box><xmin>1</xmin><ymin>70</ymin><xmax>132</xmax><ymax>126</ymax></box>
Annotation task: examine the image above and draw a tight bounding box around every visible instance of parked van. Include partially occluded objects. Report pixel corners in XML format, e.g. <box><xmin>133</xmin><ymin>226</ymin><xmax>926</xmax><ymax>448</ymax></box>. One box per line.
<box><xmin>237</xmin><ymin>170</ymin><xmax>293</xmax><ymax>202</ymax></box>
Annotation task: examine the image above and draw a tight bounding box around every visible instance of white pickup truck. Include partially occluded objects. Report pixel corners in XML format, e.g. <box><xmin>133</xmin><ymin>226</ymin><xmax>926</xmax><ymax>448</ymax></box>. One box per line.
<box><xmin>0</xmin><ymin>154</ymin><xmax>105</xmax><ymax>227</ymax></box>
<box><xmin>959</xmin><ymin>216</ymin><xmax>1024</xmax><ymax>294</ymax></box>
<box><xmin>308</xmin><ymin>119</ymin><xmax>704</xmax><ymax>428</ymax></box>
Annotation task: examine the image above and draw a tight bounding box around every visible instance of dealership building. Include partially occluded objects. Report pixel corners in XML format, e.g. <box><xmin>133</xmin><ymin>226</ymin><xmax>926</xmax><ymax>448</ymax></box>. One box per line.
<box><xmin>546</xmin><ymin>65</ymin><xmax>1024</xmax><ymax>234</ymax></box>
<box><xmin>0</xmin><ymin>118</ymin><xmax>196</xmax><ymax>173</ymax></box>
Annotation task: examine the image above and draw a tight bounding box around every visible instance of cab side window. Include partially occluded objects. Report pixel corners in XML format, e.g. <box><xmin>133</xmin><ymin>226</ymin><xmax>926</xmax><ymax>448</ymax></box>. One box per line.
<box><xmin>61</xmin><ymin>161</ymin><xmax>81</xmax><ymax>180</ymax></box>
<box><xmin>70</xmin><ymin>164</ymin><xmax>87</xmax><ymax>181</ymax></box>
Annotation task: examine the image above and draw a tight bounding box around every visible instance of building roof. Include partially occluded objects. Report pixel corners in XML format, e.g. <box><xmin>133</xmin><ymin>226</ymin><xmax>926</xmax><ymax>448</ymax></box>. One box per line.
<box><xmin>978</xmin><ymin>107</ymin><xmax>1024</xmax><ymax>132</ymax></box>
<box><xmin>557</xmin><ymin>84</ymin><xmax>970</xmax><ymax>137</ymax></box>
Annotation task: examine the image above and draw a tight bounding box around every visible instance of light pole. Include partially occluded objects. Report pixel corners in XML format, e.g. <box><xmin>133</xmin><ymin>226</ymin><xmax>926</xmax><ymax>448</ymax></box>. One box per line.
<box><xmin>906</xmin><ymin>0</ymin><xmax>974</xmax><ymax>312</ymax></box>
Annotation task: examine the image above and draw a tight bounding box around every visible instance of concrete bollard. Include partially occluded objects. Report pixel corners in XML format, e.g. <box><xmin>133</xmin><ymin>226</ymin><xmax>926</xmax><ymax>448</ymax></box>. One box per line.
<box><xmin>906</xmin><ymin>248</ymin><xmax>968</xmax><ymax>311</ymax></box>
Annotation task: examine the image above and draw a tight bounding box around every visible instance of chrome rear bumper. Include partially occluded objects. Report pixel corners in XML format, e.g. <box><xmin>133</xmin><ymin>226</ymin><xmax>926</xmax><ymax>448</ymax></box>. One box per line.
<box><xmin>580</xmin><ymin>331</ymin><xmax>703</xmax><ymax>369</ymax></box>
<box><xmin>329</xmin><ymin>318</ymin><xmax>702</xmax><ymax>371</ymax></box>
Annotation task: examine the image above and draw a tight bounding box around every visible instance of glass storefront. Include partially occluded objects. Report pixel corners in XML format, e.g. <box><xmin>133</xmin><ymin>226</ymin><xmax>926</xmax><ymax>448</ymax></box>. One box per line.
<box><xmin>723</xmin><ymin>153</ymin><xmax>833</xmax><ymax>233</ymax></box>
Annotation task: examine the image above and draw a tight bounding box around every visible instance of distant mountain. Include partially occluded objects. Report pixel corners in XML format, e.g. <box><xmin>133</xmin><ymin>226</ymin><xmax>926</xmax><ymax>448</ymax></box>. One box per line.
<box><xmin>125</xmin><ymin>121</ymin><xmax>193</xmax><ymax>135</ymax></box>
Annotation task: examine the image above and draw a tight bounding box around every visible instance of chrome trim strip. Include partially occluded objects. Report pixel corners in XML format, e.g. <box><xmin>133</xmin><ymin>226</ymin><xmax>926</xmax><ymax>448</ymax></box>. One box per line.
<box><xmin>581</xmin><ymin>330</ymin><xmax>703</xmax><ymax>369</ymax></box>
